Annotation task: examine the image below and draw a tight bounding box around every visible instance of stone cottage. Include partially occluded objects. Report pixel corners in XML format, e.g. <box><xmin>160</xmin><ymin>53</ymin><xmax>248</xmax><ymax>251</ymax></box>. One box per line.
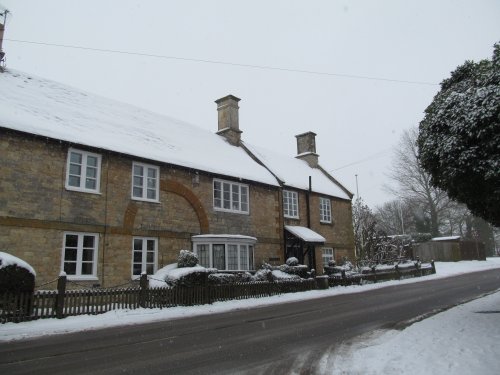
<box><xmin>0</xmin><ymin>69</ymin><xmax>354</xmax><ymax>287</ymax></box>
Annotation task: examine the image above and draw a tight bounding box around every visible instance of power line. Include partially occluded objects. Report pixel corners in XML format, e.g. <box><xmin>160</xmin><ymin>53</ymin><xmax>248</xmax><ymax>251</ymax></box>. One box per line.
<box><xmin>5</xmin><ymin>38</ymin><xmax>439</xmax><ymax>86</ymax></box>
<box><xmin>331</xmin><ymin>149</ymin><xmax>391</xmax><ymax>171</ymax></box>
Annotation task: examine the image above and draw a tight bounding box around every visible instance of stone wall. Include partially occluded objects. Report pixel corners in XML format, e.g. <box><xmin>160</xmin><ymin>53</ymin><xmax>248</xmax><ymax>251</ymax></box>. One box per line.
<box><xmin>1</xmin><ymin>130</ymin><xmax>283</xmax><ymax>287</ymax></box>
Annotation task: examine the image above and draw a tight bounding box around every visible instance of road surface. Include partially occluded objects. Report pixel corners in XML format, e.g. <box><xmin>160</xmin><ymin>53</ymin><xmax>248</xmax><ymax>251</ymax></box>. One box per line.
<box><xmin>1</xmin><ymin>269</ymin><xmax>499</xmax><ymax>374</ymax></box>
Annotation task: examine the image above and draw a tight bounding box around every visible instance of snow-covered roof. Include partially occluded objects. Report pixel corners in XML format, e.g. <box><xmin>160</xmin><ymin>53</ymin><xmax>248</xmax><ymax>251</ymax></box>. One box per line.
<box><xmin>0</xmin><ymin>70</ymin><xmax>278</xmax><ymax>187</ymax></box>
<box><xmin>431</xmin><ymin>236</ymin><xmax>461</xmax><ymax>242</ymax></box>
<box><xmin>0</xmin><ymin>251</ymin><xmax>36</xmax><ymax>276</ymax></box>
<box><xmin>244</xmin><ymin>142</ymin><xmax>351</xmax><ymax>199</ymax></box>
<box><xmin>285</xmin><ymin>226</ymin><xmax>326</xmax><ymax>243</ymax></box>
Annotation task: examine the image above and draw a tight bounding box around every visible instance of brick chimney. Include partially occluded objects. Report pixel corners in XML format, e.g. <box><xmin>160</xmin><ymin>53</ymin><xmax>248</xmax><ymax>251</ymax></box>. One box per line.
<box><xmin>215</xmin><ymin>95</ymin><xmax>242</xmax><ymax>146</ymax></box>
<box><xmin>295</xmin><ymin>131</ymin><xmax>319</xmax><ymax>168</ymax></box>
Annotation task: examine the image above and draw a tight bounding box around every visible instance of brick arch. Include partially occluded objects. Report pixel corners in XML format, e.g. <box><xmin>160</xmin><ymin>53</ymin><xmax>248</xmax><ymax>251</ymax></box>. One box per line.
<box><xmin>123</xmin><ymin>180</ymin><xmax>210</xmax><ymax>234</ymax></box>
<box><xmin>160</xmin><ymin>180</ymin><xmax>210</xmax><ymax>234</ymax></box>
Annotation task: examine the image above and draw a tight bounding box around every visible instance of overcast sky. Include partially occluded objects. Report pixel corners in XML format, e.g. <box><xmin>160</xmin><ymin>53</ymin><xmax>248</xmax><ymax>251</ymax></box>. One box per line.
<box><xmin>1</xmin><ymin>0</ymin><xmax>499</xmax><ymax>207</ymax></box>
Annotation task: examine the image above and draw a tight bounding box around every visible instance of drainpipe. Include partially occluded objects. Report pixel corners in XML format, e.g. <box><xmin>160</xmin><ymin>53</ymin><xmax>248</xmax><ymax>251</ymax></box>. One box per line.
<box><xmin>306</xmin><ymin>176</ymin><xmax>311</xmax><ymax>228</ymax></box>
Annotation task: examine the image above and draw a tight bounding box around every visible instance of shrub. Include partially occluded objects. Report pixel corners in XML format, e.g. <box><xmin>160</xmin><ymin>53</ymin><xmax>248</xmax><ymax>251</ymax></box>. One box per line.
<box><xmin>177</xmin><ymin>250</ymin><xmax>199</xmax><ymax>268</ymax></box>
<box><xmin>286</xmin><ymin>257</ymin><xmax>299</xmax><ymax>266</ymax></box>
<box><xmin>0</xmin><ymin>252</ymin><xmax>36</xmax><ymax>294</ymax></box>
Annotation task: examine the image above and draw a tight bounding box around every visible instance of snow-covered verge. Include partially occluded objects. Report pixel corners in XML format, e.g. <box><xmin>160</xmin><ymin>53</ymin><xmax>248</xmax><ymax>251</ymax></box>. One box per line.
<box><xmin>324</xmin><ymin>290</ymin><xmax>500</xmax><ymax>375</ymax></box>
<box><xmin>1</xmin><ymin>258</ymin><xmax>499</xmax><ymax>342</ymax></box>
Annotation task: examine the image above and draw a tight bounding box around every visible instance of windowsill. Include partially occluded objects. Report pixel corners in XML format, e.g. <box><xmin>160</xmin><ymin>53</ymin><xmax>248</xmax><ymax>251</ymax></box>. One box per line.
<box><xmin>284</xmin><ymin>215</ymin><xmax>300</xmax><ymax>220</ymax></box>
<box><xmin>65</xmin><ymin>186</ymin><xmax>102</xmax><ymax>195</ymax></box>
<box><xmin>66</xmin><ymin>276</ymin><xmax>99</xmax><ymax>281</ymax></box>
<box><xmin>320</xmin><ymin>220</ymin><xmax>332</xmax><ymax>225</ymax></box>
<box><xmin>132</xmin><ymin>197</ymin><xmax>160</xmax><ymax>204</ymax></box>
<box><xmin>214</xmin><ymin>207</ymin><xmax>250</xmax><ymax>215</ymax></box>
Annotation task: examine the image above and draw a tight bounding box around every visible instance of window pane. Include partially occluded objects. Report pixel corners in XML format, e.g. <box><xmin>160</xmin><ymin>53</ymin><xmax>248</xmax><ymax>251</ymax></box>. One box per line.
<box><xmin>133</xmin><ymin>176</ymin><xmax>143</xmax><ymax>187</ymax></box>
<box><xmin>86</xmin><ymin>166</ymin><xmax>97</xmax><ymax>178</ymax></box>
<box><xmin>223</xmin><ymin>183</ymin><xmax>231</xmax><ymax>209</ymax></box>
<box><xmin>133</xmin><ymin>239</ymin><xmax>143</xmax><ymax>251</ymax></box>
<box><xmin>241</xmin><ymin>186</ymin><xmax>248</xmax><ymax>212</ymax></box>
<box><xmin>240</xmin><ymin>245</ymin><xmax>248</xmax><ymax>270</ymax></box>
<box><xmin>147</xmin><ymin>240</ymin><xmax>155</xmax><ymax>251</ymax></box>
<box><xmin>87</xmin><ymin>155</ymin><xmax>98</xmax><ymax>167</ymax></box>
<box><xmin>133</xmin><ymin>264</ymin><xmax>142</xmax><ymax>276</ymax></box>
<box><xmin>82</xmin><ymin>249</ymin><xmax>94</xmax><ymax>261</ymax></box>
<box><xmin>83</xmin><ymin>235</ymin><xmax>95</xmax><ymax>248</ymax></box>
<box><xmin>70</xmin><ymin>152</ymin><xmax>82</xmax><ymax>164</ymax></box>
<box><xmin>248</xmin><ymin>246</ymin><xmax>254</xmax><ymax>270</ymax></box>
<box><xmin>232</xmin><ymin>185</ymin><xmax>240</xmax><ymax>211</ymax></box>
<box><xmin>81</xmin><ymin>262</ymin><xmax>93</xmax><ymax>275</ymax></box>
<box><xmin>65</xmin><ymin>234</ymin><xmax>78</xmax><ymax>247</ymax></box>
<box><xmin>147</xmin><ymin>252</ymin><xmax>154</xmax><ymax>263</ymax></box>
<box><xmin>133</xmin><ymin>187</ymin><xmax>143</xmax><ymax>197</ymax></box>
<box><xmin>133</xmin><ymin>251</ymin><xmax>142</xmax><ymax>262</ymax></box>
<box><xmin>69</xmin><ymin>164</ymin><xmax>81</xmax><ymax>176</ymax></box>
<box><xmin>147</xmin><ymin>168</ymin><xmax>157</xmax><ymax>179</ymax></box>
<box><xmin>147</xmin><ymin>188</ymin><xmax>156</xmax><ymax>200</ymax></box>
<box><xmin>228</xmin><ymin>245</ymin><xmax>238</xmax><ymax>270</ymax></box>
<box><xmin>147</xmin><ymin>177</ymin><xmax>156</xmax><ymax>189</ymax></box>
<box><xmin>64</xmin><ymin>248</ymin><xmax>77</xmax><ymax>261</ymax></box>
<box><xmin>64</xmin><ymin>262</ymin><xmax>77</xmax><ymax>275</ymax></box>
<box><xmin>134</xmin><ymin>165</ymin><xmax>143</xmax><ymax>177</ymax></box>
<box><xmin>213</xmin><ymin>244</ymin><xmax>225</xmax><ymax>270</ymax></box>
<box><xmin>146</xmin><ymin>264</ymin><xmax>154</xmax><ymax>274</ymax></box>
<box><xmin>85</xmin><ymin>178</ymin><xmax>97</xmax><ymax>190</ymax></box>
<box><xmin>197</xmin><ymin>244</ymin><xmax>209</xmax><ymax>268</ymax></box>
<box><xmin>68</xmin><ymin>175</ymin><xmax>80</xmax><ymax>187</ymax></box>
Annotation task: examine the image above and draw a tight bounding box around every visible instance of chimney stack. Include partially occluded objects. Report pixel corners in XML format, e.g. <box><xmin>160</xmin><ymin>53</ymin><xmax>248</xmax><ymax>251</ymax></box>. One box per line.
<box><xmin>215</xmin><ymin>95</ymin><xmax>242</xmax><ymax>146</ymax></box>
<box><xmin>295</xmin><ymin>131</ymin><xmax>319</xmax><ymax>168</ymax></box>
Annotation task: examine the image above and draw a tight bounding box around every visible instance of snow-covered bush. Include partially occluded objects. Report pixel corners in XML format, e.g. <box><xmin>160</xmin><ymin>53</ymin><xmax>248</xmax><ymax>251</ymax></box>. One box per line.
<box><xmin>286</xmin><ymin>257</ymin><xmax>299</xmax><ymax>266</ymax></box>
<box><xmin>272</xmin><ymin>270</ymin><xmax>300</xmax><ymax>280</ymax></box>
<box><xmin>149</xmin><ymin>262</ymin><xmax>213</xmax><ymax>288</ymax></box>
<box><xmin>279</xmin><ymin>263</ymin><xmax>309</xmax><ymax>278</ymax></box>
<box><xmin>252</xmin><ymin>268</ymin><xmax>273</xmax><ymax>282</ymax></box>
<box><xmin>177</xmin><ymin>250</ymin><xmax>199</xmax><ymax>268</ymax></box>
<box><xmin>0</xmin><ymin>252</ymin><xmax>36</xmax><ymax>294</ymax></box>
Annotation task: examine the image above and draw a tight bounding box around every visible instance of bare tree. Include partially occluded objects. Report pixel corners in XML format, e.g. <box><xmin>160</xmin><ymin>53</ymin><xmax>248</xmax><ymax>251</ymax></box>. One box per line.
<box><xmin>352</xmin><ymin>197</ymin><xmax>378</xmax><ymax>262</ymax></box>
<box><xmin>386</xmin><ymin>128</ymin><xmax>451</xmax><ymax>236</ymax></box>
<box><xmin>375</xmin><ymin>199</ymin><xmax>415</xmax><ymax>235</ymax></box>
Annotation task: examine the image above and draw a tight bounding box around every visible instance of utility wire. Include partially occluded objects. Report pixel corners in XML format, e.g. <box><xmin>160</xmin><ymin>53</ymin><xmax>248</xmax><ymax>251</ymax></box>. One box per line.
<box><xmin>331</xmin><ymin>149</ymin><xmax>391</xmax><ymax>171</ymax></box>
<box><xmin>5</xmin><ymin>38</ymin><xmax>439</xmax><ymax>86</ymax></box>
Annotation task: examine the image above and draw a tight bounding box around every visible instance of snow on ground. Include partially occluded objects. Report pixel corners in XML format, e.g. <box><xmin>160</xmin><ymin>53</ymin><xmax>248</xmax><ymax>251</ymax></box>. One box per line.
<box><xmin>1</xmin><ymin>258</ymin><xmax>499</xmax><ymax>343</ymax></box>
<box><xmin>324</xmin><ymin>289</ymin><xmax>500</xmax><ymax>375</ymax></box>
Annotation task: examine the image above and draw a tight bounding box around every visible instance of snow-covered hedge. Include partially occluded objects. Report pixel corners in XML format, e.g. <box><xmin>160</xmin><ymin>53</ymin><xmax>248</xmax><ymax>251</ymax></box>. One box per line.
<box><xmin>285</xmin><ymin>257</ymin><xmax>299</xmax><ymax>266</ymax></box>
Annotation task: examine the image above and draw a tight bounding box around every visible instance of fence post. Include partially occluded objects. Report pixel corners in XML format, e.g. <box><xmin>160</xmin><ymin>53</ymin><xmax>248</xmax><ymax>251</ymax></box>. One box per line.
<box><xmin>56</xmin><ymin>274</ymin><xmax>67</xmax><ymax>319</ymax></box>
<box><xmin>395</xmin><ymin>264</ymin><xmax>400</xmax><ymax>280</ymax></box>
<box><xmin>372</xmin><ymin>266</ymin><xmax>377</xmax><ymax>283</ymax></box>
<box><xmin>139</xmin><ymin>273</ymin><xmax>148</xmax><ymax>308</ymax></box>
<box><xmin>430</xmin><ymin>260</ymin><xmax>436</xmax><ymax>274</ymax></box>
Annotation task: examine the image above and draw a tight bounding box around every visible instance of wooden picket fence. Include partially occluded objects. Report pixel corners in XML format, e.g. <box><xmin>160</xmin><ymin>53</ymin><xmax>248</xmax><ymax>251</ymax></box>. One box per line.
<box><xmin>0</xmin><ymin>278</ymin><xmax>316</xmax><ymax>324</ymax></box>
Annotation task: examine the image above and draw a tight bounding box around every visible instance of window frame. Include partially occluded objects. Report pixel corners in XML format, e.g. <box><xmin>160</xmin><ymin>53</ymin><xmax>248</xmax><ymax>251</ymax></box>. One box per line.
<box><xmin>65</xmin><ymin>148</ymin><xmax>102</xmax><ymax>194</ymax></box>
<box><xmin>322</xmin><ymin>247</ymin><xmax>335</xmax><ymax>267</ymax></box>
<box><xmin>283</xmin><ymin>190</ymin><xmax>299</xmax><ymax>219</ymax></box>
<box><xmin>320</xmin><ymin>197</ymin><xmax>332</xmax><ymax>223</ymax></box>
<box><xmin>131</xmin><ymin>162</ymin><xmax>160</xmax><ymax>202</ymax></box>
<box><xmin>131</xmin><ymin>237</ymin><xmax>158</xmax><ymax>279</ymax></box>
<box><xmin>61</xmin><ymin>232</ymin><xmax>99</xmax><ymax>280</ymax></box>
<box><xmin>192</xmin><ymin>236</ymin><xmax>255</xmax><ymax>271</ymax></box>
<box><xmin>213</xmin><ymin>178</ymin><xmax>250</xmax><ymax>214</ymax></box>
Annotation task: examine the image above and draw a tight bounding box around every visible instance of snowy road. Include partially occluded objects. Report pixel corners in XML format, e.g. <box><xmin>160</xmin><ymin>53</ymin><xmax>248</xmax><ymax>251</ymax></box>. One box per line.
<box><xmin>1</xmin><ymin>268</ymin><xmax>499</xmax><ymax>374</ymax></box>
